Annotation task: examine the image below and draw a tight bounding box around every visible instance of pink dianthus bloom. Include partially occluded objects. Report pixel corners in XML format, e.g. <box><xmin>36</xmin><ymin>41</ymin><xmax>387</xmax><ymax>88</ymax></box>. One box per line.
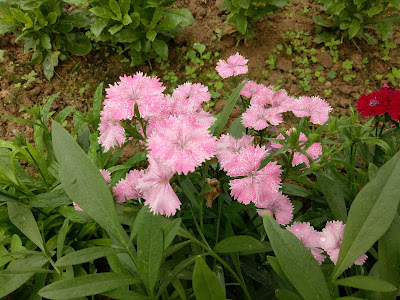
<box><xmin>147</xmin><ymin>115</ymin><xmax>217</xmax><ymax>175</ymax></box>
<box><xmin>98</xmin><ymin>108</ymin><xmax>126</xmax><ymax>152</ymax></box>
<box><xmin>216</xmin><ymin>53</ymin><xmax>248</xmax><ymax>78</ymax></box>
<box><xmin>113</xmin><ymin>170</ymin><xmax>144</xmax><ymax>203</ymax></box>
<box><xmin>73</xmin><ymin>202</ymin><xmax>82</xmax><ymax>211</ymax></box>
<box><xmin>240</xmin><ymin>81</ymin><xmax>270</xmax><ymax>98</ymax></box>
<box><xmin>216</xmin><ymin>134</ymin><xmax>254</xmax><ymax>170</ymax></box>
<box><xmin>242</xmin><ymin>106</ymin><xmax>283</xmax><ymax>130</ymax></box>
<box><xmin>172</xmin><ymin>82</ymin><xmax>210</xmax><ymax>110</ymax></box>
<box><xmin>286</xmin><ymin>222</ymin><xmax>326</xmax><ymax>264</ymax></box>
<box><xmin>271</xmin><ymin>130</ymin><xmax>322</xmax><ymax>167</ymax></box>
<box><xmin>103</xmin><ymin>72</ymin><xmax>165</xmax><ymax>120</ymax></box>
<box><xmin>292</xmin><ymin>96</ymin><xmax>332</xmax><ymax>125</ymax></box>
<box><xmin>136</xmin><ymin>156</ymin><xmax>180</xmax><ymax>217</ymax></box>
<box><xmin>230</xmin><ymin>160</ymin><xmax>282</xmax><ymax>206</ymax></box>
<box><xmin>257</xmin><ymin>192</ymin><xmax>293</xmax><ymax>225</ymax></box>
<box><xmin>100</xmin><ymin>169</ymin><xmax>111</xmax><ymax>184</ymax></box>
<box><xmin>320</xmin><ymin>221</ymin><xmax>367</xmax><ymax>265</ymax></box>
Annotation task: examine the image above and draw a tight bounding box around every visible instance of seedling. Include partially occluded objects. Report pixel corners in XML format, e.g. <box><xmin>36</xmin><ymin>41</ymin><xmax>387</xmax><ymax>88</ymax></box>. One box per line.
<box><xmin>342</xmin><ymin>60</ymin><xmax>353</xmax><ymax>70</ymax></box>
<box><xmin>343</xmin><ymin>74</ymin><xmax>356</xmax><ymax>82</ymax></box>
<box><xmin>79</xmin><ymin>84</ymin><xmax>91</xmax><ymax>95</ymax></box>
<box><xmin>21</xmin><ymin>70</ymin><xmax>37</xmax><ymax>88</ymax></box>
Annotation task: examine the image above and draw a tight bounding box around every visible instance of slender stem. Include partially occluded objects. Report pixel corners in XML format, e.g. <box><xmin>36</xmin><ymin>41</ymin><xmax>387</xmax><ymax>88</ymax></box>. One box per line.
<box><xmin>184</xmin><ymin>232</ymin><xmax>251</xmax><ymax>300</ymax></box>
<box><xmin>26</xmin><ymin>147</ymin><xmax>49</xmax><ymax>189</ymax></box>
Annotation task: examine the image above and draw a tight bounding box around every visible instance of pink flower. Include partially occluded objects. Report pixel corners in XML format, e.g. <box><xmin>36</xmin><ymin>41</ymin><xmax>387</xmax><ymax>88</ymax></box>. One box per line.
<box><xmin>113</xmin><ymin>170</ymin><xmax>144</xmax><ymax>203</ymax></box>
<box><xmin>271</xmin><ymin>130</ymin><xmax>322</xmax><ymax>167</ymax></box>
<box><xmin>257</xmin><ymin>192</ymin><xmax>293</xmax><ymax>225</ymax></box>
<box><xmin>242</xmin><ymin>105</ymin><xmax>283</xmax><ymax>130</ymax></box>
<box><xmin>240</xmin><ymin>81</ymin><xmax>270</xmax><ymax>98</ymax></box>
<box><xmin>291</xmin><ymin>96</ymin><xmax>332</xmax><ymax>125</ymax></box>
<box><xmin>222</xmin><ymin>144</ymin><xmax>268</xmax><ymax>177</ymax></box>
<box><xmin>147</xmin><ymin>115</ymin><xmax>217</xmax><ymax>175</ymax></box>
<box><xmin>136</xmin><ymin>156</ymin><xmax>180</xmax><ymax>216</ymax></box>
<box><xmin>172</xmin><ymin>83</ymin><xmax>210</xmax><ymax>111</ymax></box>
<box><xmin>287</xmin><ymin>222</ymin><xmax>326</xmax><ymax>264</ymax></box>
<box><xmin>103</xmin><ymin>72</ymin><xmax>165</xmax><ymax>120</ymax></box>
<box><xmin>230</xmin><ymin>160</ymin><xmax>282</xmax><ymax>206</ymax></box>
<box><xmin>320</xmin><ymin>221</ymin><xmax>367</xmax><ymax>265</ymax></box>
<box><xmin>216</xmin><ymin>134</ymin><xmax>254</xmax><ymax>169</ymax></box>
<box><xmin>73</xmin><ymin>202</ymin><xmax>82</xmax><ymax>211</ymax></box>
<box><xmin>216</xmin><ymin>53</ymin><xmax>248</xmax><ymax>78</ymax></box>
<box><xmin>100</xmin><ymin>169</ymin><xmax>111</xmax><ymax>184</ymax></box>
<box><xmin>98</xmin><ymin>108</ymin><xmax>126</xmax><ymax>152</ymax></box>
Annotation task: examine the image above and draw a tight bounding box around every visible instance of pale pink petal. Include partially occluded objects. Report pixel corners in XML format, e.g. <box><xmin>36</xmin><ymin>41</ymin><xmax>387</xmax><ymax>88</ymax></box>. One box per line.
<box><xmin>113</xmin><ymin>170</ymin><xmax>144</xmax><ymax>203</ymax></box>
<box><xmin>100</xmin><ymin>169</ymin><xmax>111</xmax><ymax>184</ymax></box>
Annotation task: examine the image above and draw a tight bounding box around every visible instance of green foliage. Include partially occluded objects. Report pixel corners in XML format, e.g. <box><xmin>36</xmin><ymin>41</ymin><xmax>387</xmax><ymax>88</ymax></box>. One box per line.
<box><xmin>88</xmin><ymin>0</ymin><xmax>194</xmax><ymax>66</ymax></box>
<box><xmin>219</xmin><ymin>0</ymin><xmax>289</xmax><ymax>40</ymax></box>
<box><xmin>314</xmin><ymin>0</ymin><xmax>400</xmax><ymax>44</ymax></box>
<box><xmin>0</xmin><ymin>0</ymin><xmax>93</xmax><ymax>79</ymax></box>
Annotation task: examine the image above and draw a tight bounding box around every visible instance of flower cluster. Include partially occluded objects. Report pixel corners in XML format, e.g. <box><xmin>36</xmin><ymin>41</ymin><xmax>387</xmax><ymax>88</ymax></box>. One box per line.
<box><xmin>287</xmin><ymin>221</ymin><xmax>367</xmax><ymax>265</ymax></box>
<box><xmin>356</xmin><ymin>84</ymin><xmax>400</xmax><ymax>120</ymax></box>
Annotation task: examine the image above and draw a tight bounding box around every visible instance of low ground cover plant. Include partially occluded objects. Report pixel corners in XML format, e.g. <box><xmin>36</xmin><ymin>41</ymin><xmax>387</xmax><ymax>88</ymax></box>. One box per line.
<box><xmin>314</xmin><ymin>0</ymin><xmax>400</xmax><ymax>45</ymax></box>
<box><xmin>0</xmin><ymin>53</ymin><xmax>400</xmax><ymax>299</ymax></box>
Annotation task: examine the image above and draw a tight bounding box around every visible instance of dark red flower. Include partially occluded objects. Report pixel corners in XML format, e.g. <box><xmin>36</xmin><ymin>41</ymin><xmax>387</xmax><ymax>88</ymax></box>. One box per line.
<box><xmin>356</xmin><ymin>89</ymin><xmax>392</xmax><ymax>117</ymax></box>
<box><xmin>388</xmin><ymin>90</ymin><xmax>400</xmax><ymax>121</ymax></box>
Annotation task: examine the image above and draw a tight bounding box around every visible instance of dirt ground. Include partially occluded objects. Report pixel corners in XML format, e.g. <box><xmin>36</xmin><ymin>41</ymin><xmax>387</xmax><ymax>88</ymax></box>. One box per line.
<box><xmin>0</xmin><ymin>0</ymin><xmax>399</xmax><ymax>147</ymax></box>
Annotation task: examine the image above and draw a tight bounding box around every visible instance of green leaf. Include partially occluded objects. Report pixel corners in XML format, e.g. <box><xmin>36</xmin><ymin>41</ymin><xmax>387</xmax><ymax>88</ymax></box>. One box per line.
<box><xmin>281</xmin><ymin>183</ymin><xmax>312</xmax><ymax>197</ymax></box>
<box><xmin>146</xmin><ymin>30</ymin><xmax>157</xmax><ymax>42</ymax></box>
<box><xmin>161</xmin><ymin>9</ymin><xmax>194</xmax><ymax>28</ymax></box>
<box><xmin>57</xmin><ymin>219</ymin><xmax>69</xmax><ymax>260</ymax></box>
<box><xmin>326</xmin><ymin>3</ymin><xmax>346</xmax><ymax>15</ymax></box>
<box><xmin>276</xmin><ymin>289</ymin><xmax>303</xmax><ymax>300</ymax></box>
<box><xmin>213</xmin><ymin>81</ymin><xmax>246</xmax><ymax>137</ymax></box>
<box><xmin>316</xmin><ymin>171</ymin><xmax>347</xmax><ymax>221</ymax></box>
<box><xmin>137</xmin><ymin>208</ymin><xmax>164</xmax><ymax>298</ymax></box>
<box><xmin>51</xmin><ymin>121</ymin><xmax>128</xmax><ymax>248</ymax></box>
<box><xmin>163</xmin><ymin>218</ymin><xmax>181</xmax><ymax>250</ymax></box>
<box><xmin>376</xmin><ymin>21</ymin><xmax>392</xmax><ymax>41</ymax></box>
<box><xmin>40</xmin><ymin>34</ymin><xmax>51</xmax><ymax>50</ymax></box>
<box><xmin>64</xmin><ymin>32</ymin><xmax>92</xmax><ymax>56</ymax></box>
<box><xmin>56</xmin><ymin>247</ymin><xmax>125</xmax><ymax>267</ymax></box>
<box><xmin>38</xmin><ymin>273</ymin><xmax>137</xmax><ymax>299</ymax></box>
<box><xmin>8</xmin><ymin>201</ymin><xmax>45</xmax><ymax>252</ymax></box>
<box><xmin>90</xmin><ymin>7</ymin><xmax>114</xmax><ymax>19</ymax></box>
<box><xmin>54</xmin><ymin>106</ymin><xmax>76</xmax><ymax>124</ymax></box>
<box><xmin>236</xmin><ymin>13</ymin><xmax>247</xmax><ymax>35</ymax></box>
<box><xmin>333</xmin><ymin>276</ymin><xmax>396</xmax><ymax>292</ymax></box>
<box><xmin>348</xmin><ymin>19</ymin><xmax>361</xmax><ymax>39</ymax></box>
<box><xmin>193</xmin><ymin>256</ymin><xmax>226</xmax><ymax>300</ymax></box>
<box><xmin>332</xmin><ymin>151</ymin><xmax>400</xmax><ymax>279</ymax></box>
<box><xmin>0</xmin><ymin>255</ymin><xmax>48</xmax><ymax>298</ymax></box>
<box><xmin>226</xmin><ymin>116</ymin><xmax>246</xmax><ymax>138</ymax></box>
<box><xmin>91</xmin><ymin>18</ymin><xmax>109</xmax><ymax>37</ymax></box>
<box><xmin>92</xmin><ymin>82</ymin><xmax>103</xmax><ymax>128</ymax></box>
<box><xmin>376</xmin><ymin>215</ymin><xmax>400</xmax><ymax>299</ymax></box>
<box><xmin>263</xmin><ymin>213</ymin><xmax>331</xmax><ymax>300</ymax></box>
<box><xmin>215</xmin><ymin>236</ymin><xmax>265</xmax><ymax>254</ymax></box>
<box><xmin>119</xmin><ymin>0</ymin><xmax>130</xmax><ymax>15</ymax></box>
<box><xmin>152</xmin><ymin>39</ymin><xmax>168</xmax><ymax>60</ymax></box>
<box><xmin>239</xmin><ymin>0</ymin><xmax>250</xmax><ymax>9</ymax></box>
<box><xmin>43</xmin><ymin>51</ymin><xmax>59</xmax><ymax>80</ymax></box>
<box><xmin>109</xmin><ymin>0</ymin><xmax>122</xmax><ymax>20</ymax></box>
<box><xmin>108</xmin><ymin>23</ymin><xmax>123</xmax><ymax>35</ymax></box>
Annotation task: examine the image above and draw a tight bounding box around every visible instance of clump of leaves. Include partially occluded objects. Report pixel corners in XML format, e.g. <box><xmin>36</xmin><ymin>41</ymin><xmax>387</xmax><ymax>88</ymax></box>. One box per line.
<box><xmin>314</xmin><ymin>0</ymin><xmax>400</xmax><ymax>45</ymax></box>
<box><xmin>219</xmin><ymin>0</ymin><xmax>289</xmax><ymax>41</ymax></box>
<box><xmin>0</xmin><ymin>0</ymin><xmax>94</xmax><ymax>79</ymax></box>
<box><xmin>88</xmin><ymin>0</ymin><xmax>194</xmax><ymax>67</ymax></box>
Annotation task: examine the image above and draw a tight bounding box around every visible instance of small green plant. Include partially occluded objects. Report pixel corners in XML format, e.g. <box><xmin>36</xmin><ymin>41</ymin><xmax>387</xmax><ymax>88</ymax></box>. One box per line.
<box><xmin>219</xmin><ymin>0</ymin><xmax>289</xmax><ymax>40</ymax></box>
<box><xmin>266</xmin><ymin>53</ymin><xmax>277</xmax><ymax>70</ymax></box>
<box><xmin>342</xmin><ymin>59</ymin><xmax>353</xmax><ymax>70</ymax></box>
<box><xmin>314</xmin><ymin>0</ymin><xmax>400</xmax><ymax>45</ymax></box>
<box><xmin>21</xmin><ymin>70</ymin><xmax>37</xmax><ymax>88</ymax></box>
<box><xmin>0</xmin><ymin>0</ymin><xmax>93</xmax><ymax>79</ymax></box>
<box><xmin>343</xmin><ymin>74</ymin><xmax>356</xmax><ymax>81</ymax></box>
<box><xmin>327</xmin><ymin>71</ymin><xmax>337</xmax><ymax>79</ymax></box>
<box><xmin>212</xmin><ymin>28</ymin><xmax>223</xmax><ymax>41</ymax></box>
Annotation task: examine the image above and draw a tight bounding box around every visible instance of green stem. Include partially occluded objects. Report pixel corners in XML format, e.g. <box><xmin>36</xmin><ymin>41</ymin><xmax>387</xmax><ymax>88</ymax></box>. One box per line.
<box><xmin>26</xmin><ymin>147</ymin><xmax>49</xmax><ymax>189</ymax></box>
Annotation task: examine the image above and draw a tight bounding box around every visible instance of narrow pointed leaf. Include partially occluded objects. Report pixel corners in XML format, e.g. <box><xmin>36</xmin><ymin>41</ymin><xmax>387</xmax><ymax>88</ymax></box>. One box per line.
<box><xmin>8</xmin><ymin>201</ymin><xmax>45</xmax><ymax>252</ymax></box>
<box><xmin>38</xmin><ymin>273</ymin><xmax>137</xmax><ymax>299</ymax></box>
<box><xmin>333</xmin><ymin>276</ymin><xmax>396</xmax><ymax>292</ymax></box>
<box><xmin>332</xmin><ymin>151</ymin><xmax>400</xmax><ymax>279</ymax></box>
<box><xmin>213</xmin><ymin>81</ymin><xmax>246</xmax><ymax>137</ymax></box>
<box><xmin>263</xmin><ymin>213</ymin><xmax>331</xmax><ymax>300</ymax></box>
<box><xmin>56</xmin><ymin>247</ymin><xmax>125</xmax><ymax>267</ymax></box>
<box><xmin>51</xmin><ymin>121</ymin><xmax>128</xmax><ymax>248</ymax></box>
<box><xmin>193</xmin><ymin>256</ymin><xmax>225</xmax><ymax>300</ymax></box>
<box><xmin>214</xmin><ymin>236</ymin><xmax>265</xmax><ymax>253</ymax></box>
